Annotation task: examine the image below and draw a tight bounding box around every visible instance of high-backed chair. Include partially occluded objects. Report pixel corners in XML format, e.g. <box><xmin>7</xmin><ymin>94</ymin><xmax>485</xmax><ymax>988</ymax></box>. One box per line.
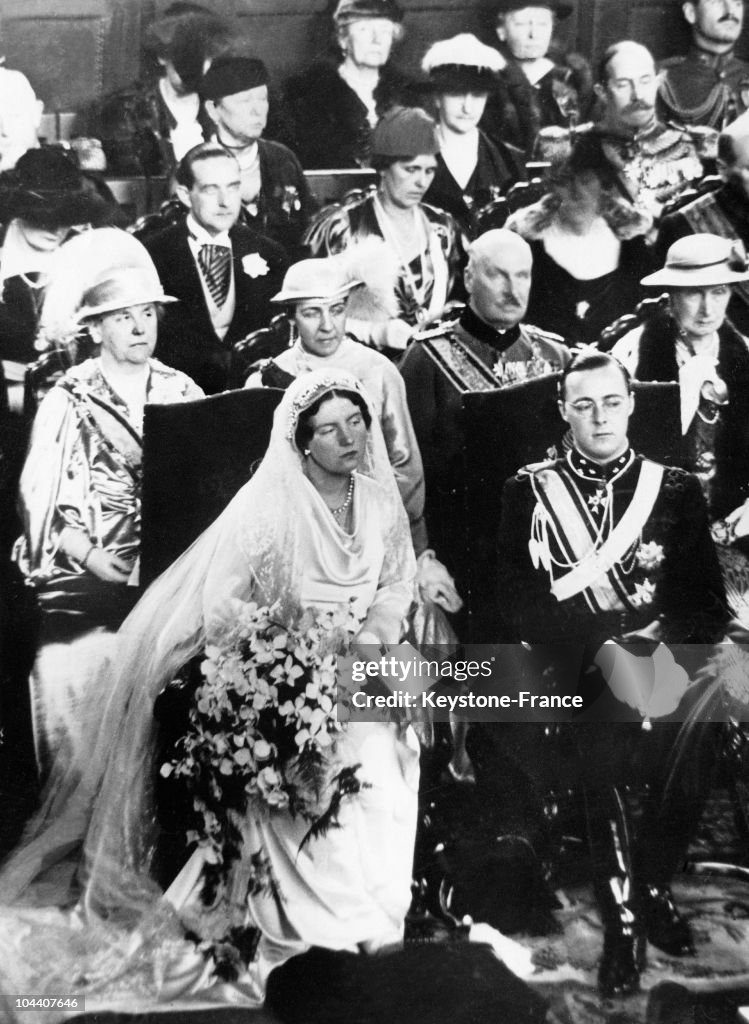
<box><xmin>140</xmin><ymin>387</ymin><xmax>283</xmax><ymax>585</ymax></box>
<box><xmin>232</xmin><ymin>314</ymin><xmax>292</xmax><ymax>388</ymax></box>
<box><xmin>461</xmin><ymin>376</ymin><xmax>682</xmax><ymax>641</ymax></box>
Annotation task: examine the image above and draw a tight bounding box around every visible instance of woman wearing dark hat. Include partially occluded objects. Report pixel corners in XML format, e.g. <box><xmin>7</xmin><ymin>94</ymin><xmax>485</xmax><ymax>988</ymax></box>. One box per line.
<box><xmin>305</xmin><ymin>106</ymin><xmax>462</xmax><ymax>350</ymax></box>
<box><xmin>91</xmin><ymin>3</ymin><xmax>235</xmax><ymax>177</ymax></box>
<box><xmin>421</xmin><ymin>33</ymin><xmax>525</xmax><ymax>237</ymax></box>
<box><xmin>280</xmin><ymin>0</ymin><xmax>424</xmax><ymax>169</ymax></box>
<box><xmin>481</xmin><ymin>0</ymin><xmax>594</xmax><ymax>157</ymax></box>
<box><xmin>13</xmin><ymin>228</ymin><xmax>203</xmax><ymax>786</ymax></box>
<box><xmin>202</xmin><ymin>56</ymin><xmax>312</xmax><ymax>253</ymax></box>
<box><xmin>0</xmin><ymin>148</ymin><xmax>114</xmax><ymax>411</ymax></box>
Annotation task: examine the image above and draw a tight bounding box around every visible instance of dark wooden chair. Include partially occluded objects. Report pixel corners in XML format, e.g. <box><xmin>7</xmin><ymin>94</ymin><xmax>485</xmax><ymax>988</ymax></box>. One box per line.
<box><xmin>504</xmin><ymin>177</ymin><xmax>546</xmax><ymax>213</ymax></box>
<box><xmin>598</xmin><ymin>293</ymin><xmax>670</xmax><ymax>352</ymax></box>
<box><xmin>660</xmin><ymin>174</ymin><xmax>722</xmax><ymax>220</ymax></box>
<box><xmin>474</xmin><ymin>195</ymin><xmax>510</xmax><ymax>233</ymax></box>
<box><xmin>231</xmin><ymin>314</ymin><xmax>292</xmax><ymax>388</ymax></box>
<box><xmin>22</xmin><ymin>337</ymin><xmax>97</xmax><ymax>422</ymax></box>
<box><xmin>461</xmin><ymin>376</ymin><xmax>682</xmax><ymax>641</ymax></box>
<box><xmin>140</xmin><ymin>387</ymin><xmax>284</xmax><ymax>585</ymax></box>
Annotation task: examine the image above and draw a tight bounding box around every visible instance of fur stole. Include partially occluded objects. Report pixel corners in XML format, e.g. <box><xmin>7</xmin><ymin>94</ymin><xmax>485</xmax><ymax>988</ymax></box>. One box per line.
<box><xmin>507</xmin><ymin>190</ymin><xmax>651</xmax><ymax>241</ymax></box>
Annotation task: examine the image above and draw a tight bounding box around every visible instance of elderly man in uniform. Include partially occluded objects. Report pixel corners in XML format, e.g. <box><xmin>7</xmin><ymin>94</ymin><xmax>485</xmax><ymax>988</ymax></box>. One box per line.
<box><xmin>496</xmin><ymin>349</ymin><xmax>729</xmax><ymax>995</ymax></box>
<box><xmin>593</xmin><ymin>42</ymin><xmax>704</xmax><ymax>219</ymax></box>
<box><xmin>538</xmin><ymin>42</ymin><xmax>704</xmax><ymax>221</ymax></box>
<box><xmin>400</xmin><ymin>227</ymin><xmax>569</xmax><ymax>581</ymax></box>
<box><xmin>655</xmin><ymin>111</ymin><xmax>749</xmax><ymax>333</ymax></box>
<box><xmin>658</xmin><ymin>0</ymin><xmax>749</xmax><ymax>130</ymax></box>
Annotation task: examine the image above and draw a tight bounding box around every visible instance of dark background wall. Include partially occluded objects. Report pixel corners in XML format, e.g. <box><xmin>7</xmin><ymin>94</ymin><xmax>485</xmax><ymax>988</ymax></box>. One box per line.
<box><xmin>1</xmin><ymin>0</ymin><xmax>749</xmax><ymax>115</ymax></box>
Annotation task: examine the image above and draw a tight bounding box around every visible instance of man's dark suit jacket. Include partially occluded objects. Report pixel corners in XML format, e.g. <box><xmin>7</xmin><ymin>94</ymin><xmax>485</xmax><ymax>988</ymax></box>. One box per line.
<box><xmin>144</xmin><ymin>220</ymin><xmax>288</xmax><ymax>394</ymax></box>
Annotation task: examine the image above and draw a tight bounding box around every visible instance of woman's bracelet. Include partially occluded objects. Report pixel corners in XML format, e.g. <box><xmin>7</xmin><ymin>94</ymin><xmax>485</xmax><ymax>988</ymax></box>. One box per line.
<box><xmin>81</xmin><ymin>545</ymin><xmax>97</xmax><ymax>570</ymax></box>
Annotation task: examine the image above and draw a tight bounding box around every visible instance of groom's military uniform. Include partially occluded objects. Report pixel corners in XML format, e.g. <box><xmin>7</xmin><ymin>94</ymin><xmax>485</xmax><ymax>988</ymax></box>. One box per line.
<box><xmin>494</xmin><ymin>444</ymin><xmax>729</xmax><ymax>994</ymax></box>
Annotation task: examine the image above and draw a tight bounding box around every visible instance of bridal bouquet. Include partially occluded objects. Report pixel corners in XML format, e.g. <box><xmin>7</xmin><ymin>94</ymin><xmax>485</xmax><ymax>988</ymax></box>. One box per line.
<box><xmin>160</xmin><ymin>600</ymin><xmax>363</xmax><ymax>897</ymax></box>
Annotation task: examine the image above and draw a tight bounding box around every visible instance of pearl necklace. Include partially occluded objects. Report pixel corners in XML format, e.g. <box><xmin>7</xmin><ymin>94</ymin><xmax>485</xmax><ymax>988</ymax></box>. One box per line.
<box><xmin>330</xmin><ymin>475</ymin><xmax>355</xmax><ymax>520</ymax></box>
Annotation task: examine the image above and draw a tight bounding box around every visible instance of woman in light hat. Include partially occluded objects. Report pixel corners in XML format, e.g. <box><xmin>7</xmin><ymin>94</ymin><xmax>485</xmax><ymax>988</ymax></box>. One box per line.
<box><xmin>612</xmin><ymin>233</ymin><xmax>749</xmax><ymax>538</ymax></box>
<box><xmin>422</xmin><ymin>33</ymin><xmax>524</xmax><ymax>236</ymax></box>
<box><xmin>306</xmin><ymin>106</ymin><xmax>462</xmax><ymax>350</ymax></box>
<box><xmin>14</xmin><ymin>228</ymin><xmax>203</xmax><ymax>784</ymax></box>
<box><xmin>281</xmin><ymin>0</ymin><xmax>422</xmax><ymax>170</ymax></box>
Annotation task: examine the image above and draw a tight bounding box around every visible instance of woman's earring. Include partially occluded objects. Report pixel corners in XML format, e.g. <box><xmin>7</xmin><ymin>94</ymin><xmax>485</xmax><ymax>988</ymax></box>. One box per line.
<box><xmin>303</xmin><ymin>448</ymin><xmax>310</xmax><ymax>457</ymax></box>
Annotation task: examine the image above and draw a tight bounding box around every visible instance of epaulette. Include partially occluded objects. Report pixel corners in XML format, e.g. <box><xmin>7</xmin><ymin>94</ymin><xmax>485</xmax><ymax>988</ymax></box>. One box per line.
<box><xmin>411</xmin><ymin>318</ymin><xmax>461</xmax><ymax>343</ymax></box>
<box><xmin>658</xmin><ymin>55</ymin><xmax>686</xmax><ymax>71</ymax></box>
<box><xmin>522</xmin><ymin>323</ymin><xmax>566</xmax><ymax>346</ymax></box>
<box><xmin>516</xmin><ymin>458</ymin><xmax>557</xmax><ymax>480</ymax></box>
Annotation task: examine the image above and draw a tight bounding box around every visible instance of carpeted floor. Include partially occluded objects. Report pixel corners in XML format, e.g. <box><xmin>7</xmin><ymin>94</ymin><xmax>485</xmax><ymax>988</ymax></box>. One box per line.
<box><xmin>528</xmin><ymin>874</ymin><xmax>749</xmax><ymax>1024</ymax></box>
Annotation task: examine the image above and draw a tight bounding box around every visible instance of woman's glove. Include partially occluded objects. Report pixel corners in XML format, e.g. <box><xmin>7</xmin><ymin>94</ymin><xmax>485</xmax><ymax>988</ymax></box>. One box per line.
<box><xmin>719</xmin><ymin>498</ymin><xmax>749</xmax><ymax>542</ymax></box>
<box><xmin>416</xmin><ymin>550</ymin><xmax>463</xmax><ymax>613</ymax></box>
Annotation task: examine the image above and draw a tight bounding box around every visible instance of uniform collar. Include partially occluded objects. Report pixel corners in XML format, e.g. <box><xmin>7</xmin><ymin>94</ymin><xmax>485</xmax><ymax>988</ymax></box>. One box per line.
<box><xmin>567</xmin><ymin>445</ymin><xmax>634</xmax><ymax>483</ymax></box>
<box><xmin>688</xmin><ymin>41</ymin><xmax>738</xmax><ymax>69</ymax></box>
<box><xmin>460</xmin><ymin>304</ymin><xmax>521</xmax><ymax>352</ymax></box>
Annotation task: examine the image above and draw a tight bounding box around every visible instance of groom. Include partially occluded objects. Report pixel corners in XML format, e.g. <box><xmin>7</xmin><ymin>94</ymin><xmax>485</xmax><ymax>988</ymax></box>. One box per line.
<box><xmin>496</xmin><ymin>349</ymin><xmax>729</xmax><ymax>996</ymax></box>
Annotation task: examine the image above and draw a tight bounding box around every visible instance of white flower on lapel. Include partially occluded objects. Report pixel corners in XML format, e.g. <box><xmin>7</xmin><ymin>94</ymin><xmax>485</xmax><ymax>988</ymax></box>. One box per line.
<box><xmin>242</xmin><ymin>253</ymin><xmax>270</xmax><ymax>278</ymax></box>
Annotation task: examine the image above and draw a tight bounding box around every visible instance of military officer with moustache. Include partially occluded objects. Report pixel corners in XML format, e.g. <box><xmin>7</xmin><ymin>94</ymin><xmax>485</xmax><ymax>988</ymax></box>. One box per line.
<box><xmin>496</xmin><ymin>350</ymin><xmax>729</xmax><ymax>996</ymax></box>
<box><xmin>400</xmin><ymin>227</ymin><xmax>570</xmax><ymax>579</ymax></box>
<box><xmin>658</xmin><ymin>0</ymin><xmax>749</xmax><ymax>131</ymax></box>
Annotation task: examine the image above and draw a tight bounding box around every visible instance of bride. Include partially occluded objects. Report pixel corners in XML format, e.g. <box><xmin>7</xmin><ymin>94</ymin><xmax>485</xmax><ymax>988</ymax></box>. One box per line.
<box><xmin>0</xmin><ymin>369</ymin><xmax>432</xmax><ymax>1018</ymax></box>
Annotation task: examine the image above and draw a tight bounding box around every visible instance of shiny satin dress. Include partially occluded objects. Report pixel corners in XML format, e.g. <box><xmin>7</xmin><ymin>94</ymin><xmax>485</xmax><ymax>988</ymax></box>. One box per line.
<box><xmin>167</xmin><ymin>471</ymin><xmax>420</xmax><ymax>996</ymax></box>
<box><xmin>14</xmin><ymin>356</ymin><xmax>203</xmax><ymax>779</ymax></box>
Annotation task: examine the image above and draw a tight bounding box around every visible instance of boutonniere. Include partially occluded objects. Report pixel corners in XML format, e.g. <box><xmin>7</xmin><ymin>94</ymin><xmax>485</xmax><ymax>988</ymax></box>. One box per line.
<box><xmin>242</xmin><ymin>253</ymin><xmax>269</xmax><ymax>278</ymax></box>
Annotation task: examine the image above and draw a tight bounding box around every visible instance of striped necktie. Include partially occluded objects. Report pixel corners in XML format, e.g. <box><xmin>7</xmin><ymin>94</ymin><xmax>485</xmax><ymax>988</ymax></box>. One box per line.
<box><xmin>198</xmin><ymin>244</ymin><xmax>231</xmax><ymax>308</ymax></box>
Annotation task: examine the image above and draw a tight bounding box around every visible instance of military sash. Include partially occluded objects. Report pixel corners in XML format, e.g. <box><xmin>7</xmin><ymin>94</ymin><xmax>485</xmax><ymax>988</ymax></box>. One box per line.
<box><xmin>530</xmin><ymin>460</ymin><xmax>664</xmax><ymax>610</ymax></box>
<box><xmin>417</xmin><ymin>327</ymin><xmax>501</xmax><ymax>393</ymax></box>
<box><xmin>682</xmin><ymin>193</ymin><xmax>749</xmax><ymax>309</ymax></box>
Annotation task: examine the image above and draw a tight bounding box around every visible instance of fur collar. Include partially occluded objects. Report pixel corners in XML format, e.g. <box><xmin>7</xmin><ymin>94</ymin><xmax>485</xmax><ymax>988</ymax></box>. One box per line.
<box><xmin>507</xmin><ymin>191</ymin><xmax>651</xmax><ymax>241</ymax></box>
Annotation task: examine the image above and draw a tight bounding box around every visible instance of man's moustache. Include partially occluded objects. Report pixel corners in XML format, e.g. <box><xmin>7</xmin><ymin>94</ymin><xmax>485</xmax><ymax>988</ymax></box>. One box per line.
<box><xmin>625</xmin><ymin>102</ymin><xmax>653</xmax><ymax>113</ymax></box>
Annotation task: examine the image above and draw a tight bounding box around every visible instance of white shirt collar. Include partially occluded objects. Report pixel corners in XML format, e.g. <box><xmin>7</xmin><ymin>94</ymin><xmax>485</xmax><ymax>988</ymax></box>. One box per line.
<box><xmin>186</xmin><ymin>213</ymin><xmax>232</xmax><ymax>249</ymax></box>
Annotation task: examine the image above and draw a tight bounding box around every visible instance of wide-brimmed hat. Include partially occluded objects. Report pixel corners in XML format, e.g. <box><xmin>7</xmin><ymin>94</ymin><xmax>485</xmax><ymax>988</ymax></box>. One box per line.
<box><xmin>371</xmin><ymin>106</ymin><xmax>440</xmax><ymax>157</ymax></box>
<box><xmin>641</xmin><ymin>234</ymin><xmax>749</xmax><ymax>288</ymax></box>
<box><xmin>493</xmin><ymin>0</ymin><xmax>573</xmax><ymax>20</ymax></box>
<box><xmin>422</xmin><ymin>33</ymin><xmax>504</xmax><ymax>93</ymax></box>
<box><xmin>272</xmin><ymin>258</ymin><xmax>361</xmax><ymax>305</ymax></box>
<box><xmin>0</xmin><ymin>148</ymin><xmax>109</xmax><ymax>227</ymax></box>
<box><xmin>77</xmin><ymin>265</ymin><xmax>178</xmax><ymax>320</ymax></box>
<box><xmin>201</xmin><ymin>57</ymin><xmax>269</xmax><ymax>101</ymax></box>
<box><xmin>143</xmin><ymin>3</ymin><xmax>231</xmax><ymax>52</ymax></box>
<box><xmin>333</xmin><ymin>0</ymin><xmax>404</xmax><ymax>25</ymax></box>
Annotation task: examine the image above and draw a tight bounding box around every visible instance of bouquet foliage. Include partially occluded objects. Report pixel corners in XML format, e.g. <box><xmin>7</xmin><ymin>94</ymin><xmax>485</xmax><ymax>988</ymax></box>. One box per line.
<box><xmin>160</xmin><ymin>600</ymin><xmax>362</xmax><ymax>903</ymax></box>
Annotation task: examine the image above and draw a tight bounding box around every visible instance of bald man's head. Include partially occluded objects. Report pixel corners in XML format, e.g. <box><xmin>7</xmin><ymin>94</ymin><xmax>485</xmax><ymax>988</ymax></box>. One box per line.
<box><xmin>596</xmin><ymin>41</ymin><xmax>657</xmax><ymax>134</ymax></box>
<box><xmin>465</xmin><ymin>229</ymin><xmax>533</xmax><ymax>331</ymax></box>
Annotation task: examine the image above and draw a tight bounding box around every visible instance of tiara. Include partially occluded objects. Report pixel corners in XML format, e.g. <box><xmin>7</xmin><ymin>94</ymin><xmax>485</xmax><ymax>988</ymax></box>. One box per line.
<box><xmin>285</xmin><ymin>372</ymin><xmax>361</xmax><ymax>440</ymax></box>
